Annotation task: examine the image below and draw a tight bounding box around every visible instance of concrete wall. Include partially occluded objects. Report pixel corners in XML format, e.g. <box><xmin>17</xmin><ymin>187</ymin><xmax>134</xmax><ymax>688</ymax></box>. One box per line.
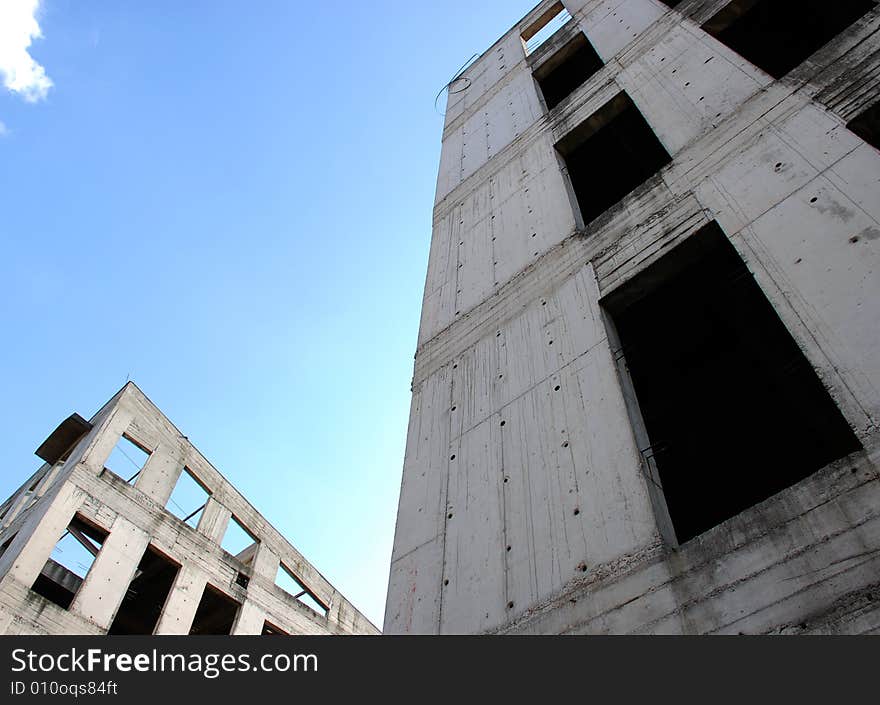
<box><xmin>0</xmin><ymin>383</ymin><xmax>379</xmax><ymax>636</ymax></box>
<box><xmin>386</xmin><ymin>0</ymin><xmax>880</xmax><ymax>633</ymax></box>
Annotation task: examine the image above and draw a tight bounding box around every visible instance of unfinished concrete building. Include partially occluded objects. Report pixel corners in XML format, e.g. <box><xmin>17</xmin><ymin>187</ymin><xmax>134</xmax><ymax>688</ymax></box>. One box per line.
<box><xmin>0</xmin><ymin>383</ymin><xmax>378</xmax><ymax>635</ymax></box>
<box><xmin>386</xmin><ymin>0</ymin><xmax>880</xmax><ymax>634</ymax></box>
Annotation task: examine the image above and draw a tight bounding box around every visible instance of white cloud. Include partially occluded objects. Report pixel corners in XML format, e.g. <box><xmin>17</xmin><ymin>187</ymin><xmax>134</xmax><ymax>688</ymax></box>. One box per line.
<box><xmin>0</xmin><ymin>0</ymin><xmax>53</xmax><ymax>103</ymax></box>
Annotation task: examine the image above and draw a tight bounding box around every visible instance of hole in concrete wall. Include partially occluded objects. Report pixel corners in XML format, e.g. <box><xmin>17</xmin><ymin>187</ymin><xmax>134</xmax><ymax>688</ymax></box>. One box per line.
<box><xmin>701</xmin><ymin>0</ymin><xmax>876</xmax><ymax>80</ymax></box>
<box><xmin>108</xmin><ymin>545</ymin><xmax>179</xmax><ymax>635</ymax></box>
<box><xmin>521</xmin><ymin>2</ymin><xmax>573</xmax><ymax>55</ymax></box>
<box><xmin>603</xmin><ymin>222</ymin><xmax>862</xmax><ymax>544</ymax></box>
<box><xmin>104</xmin><ymin>435</ymin><xmax>150</xmax><ymax>485</ymax></box>
<box><xmin>846</xmin><ymin>100</ymin><xmax>880</xmax><ymax>150</ymax></box>
<box><xmin>189</xmin><ymin>584</ymin><xmax>241</xmax><ymax>635</ymax></box>
<box><xmin>221</xmin><ymin>515</ymin><xmax>259</xmax><ymax>561</ymax></box>
<box><xmin>534</xmin><ymin>33</ymin><xmax>604</xmax><ymax>110</ymax></box>
<box><xmin>164</xmin><ymin>467</ymin><xmax>211</xmax><ymax>528</ymax></box>
<box><xmin>659</xmin><ymin>1</ymin><xmax>684</xmax><ymax>7</ymax></box>
<box><xmin>22</xmin><ymin>476</ymin><xmax>43</xmax><ymax>511</ymax></box>
<box><xmin>556</xmin><ymin>92</ymin><xmax>671</xmax><ymax>227</ymax></box>
<box><xmin>31</xmin><ymin>515</ymin><xmax>107</xmax><ymax>610</ymax></box>
<box><xmin>0</xmin><ymin>532</ymin><xmax>18</xmax><ymax>560</ymax></box>
<box><xmin>275</xmin><ymin>563</ymin><xmax>328</xmax><ymax>618</ymax></box>
<box><xmin>262</xmin><ymin>620</ymin><xmax>288</xmax><ymax>635</ymax></box>
<box><xmin>235</xmin><ymin>571</ymin><xmax>250</xmax><ymax>589</ymax></box>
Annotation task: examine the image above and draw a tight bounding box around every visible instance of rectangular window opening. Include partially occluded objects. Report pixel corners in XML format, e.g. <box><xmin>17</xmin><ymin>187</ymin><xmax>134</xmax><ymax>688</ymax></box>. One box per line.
<box><xmin>31</xmin><ymin>515</ymin><xmax>108</xmax><ymax>610</ymax></box>
<box><xmin>602</xmin><ymin>222</ymin><xmax>862</xmax><ymax>544</ymax></box>
<box><xmin>108</xmin><ymin>545</ymin><xmax>180</xmax><ymax>635</ymax></box>
<box><xmin>701</xmin><ymin>0</ymin><xmax>876</xmax><ymax>80</ymax></box>
<box><xmin>522</xmin><ymin>2</ymin><xmax>573</xmax><ymax>55</ymax></box>
<box><xmin>534</xmin><ymin>33</ymin><xmax>604</xmax><ymax>110</ymax></box>
<box><xmin>0</xmin><ymin>532</ymin><xmax>18</xmax><ymax>560</ymax></box>
<box><xmin>261</xmin><ymin>620</ymin><xmax>288</xmax><ymax>635</ymax></box>
<box><xmin>189</xmin><ymin>584</ymin><xmax>240</xmax><ymax>635</ymax></box>
<box><xmin>104</xmin><ymin>434</ymin><xmax>151</xmax><ymax>485</ymax></box>
<box><xmin>659</xmin><ymin>1</ymin><xmax>684</xmax><ymax>7</ymax></box>
<box><xmin>846</xmin><ymin>100</ymin><xmax>880</xmax><ymax>150</ymax></box>
<box><xmin>275</xmin><ymin>563</ymin><xmax>328</xmax><ymax>618</ymax></box>
<box><xmin>221</xmin><ymin>515</ymin><xmax>259</xmax><ymax>562</ymax></box>
<box><xmin>556</xmin><ymin>91</ymin><xmax>671</xmax><ymax>227</ymax></box>
<box><xmin>164</xmin><ymin>467</ymin><xmax>211</xmax><ymax>528</ymax></box>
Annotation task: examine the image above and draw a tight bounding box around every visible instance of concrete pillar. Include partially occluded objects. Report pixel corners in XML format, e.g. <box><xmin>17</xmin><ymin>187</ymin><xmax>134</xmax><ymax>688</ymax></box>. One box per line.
<box><xmin>134</xmin><ymin>446</ymin><xmax>184</xmax><ymax>506</ymax></box>
<box><xmin>231</xmin><ymin>600</ymin><xmax>266</xmax><ymax>635</ymax></box>
<box><xmin>0</xmin><ymin>604</ymin><xmax>15</xmax><ymax>635</ymax></box>
<box><xmin>197</xmin><ymin>497</ymin><xmax>231</xmax><ymax>544</ymax></box>
<box><xmin>35</xmin><ymin>463</ymin><xmax>65</xmax><ymax>499</ymax></box>
<box><xmin>1</xmin><ymin>492</ymin><xmax>33</xmax><ymax>530</ymax></box>
<box><xmin>80</xmin><ymin>405</ymin><xmax>135</xmax><ymax>475</ymax></box>
<box><xmin>0</xmin><ymin>481</ymin><xmax>83</xmax><ymax>587</ymax></box>
<box><xmin>327</xmin><ymin>590</ymin><xmax>343</xmax><ymax>626</ymax></box>
<box><xmin>70</xmin><ymin>516</ymin><xmax>151</xmax><ymax>630</ymax></box>
<box><xmin>153</xmin><ymin>564</ymin><xmax>208</xmax><ymax>635</ymax></box>
<box><xmin>251</xmin><ymin>543</ymin><xmax>279</xmax><ymax>580</ymax></box>
<box><xmin>2</xmin><ymin>463</ymin><xmax>69</xmax><ymax>530</ymax></box>
<box><xmin>0</xmin><ymin>466</ymin><xmax>50</xmax><ymax>529</ymax></box>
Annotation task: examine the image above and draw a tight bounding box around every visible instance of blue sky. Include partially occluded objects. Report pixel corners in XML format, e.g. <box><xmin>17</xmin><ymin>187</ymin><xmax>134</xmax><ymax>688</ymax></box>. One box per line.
<box><xmin>0</xmin><ymin>0</ymin><xmax>539</xmax><ymax>627</ymax></box>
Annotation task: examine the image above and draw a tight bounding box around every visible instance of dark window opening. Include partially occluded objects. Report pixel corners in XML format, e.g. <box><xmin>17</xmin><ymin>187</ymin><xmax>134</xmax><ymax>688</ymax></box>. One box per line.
<box><xmin>534</xmin><ymin>33</ymin><xmax>604</xmax><ymax>110</ymax></box>
<box><xmin>846</xmin><ymin>101</ymin><xmax>880</xmax><ymax>150</ymax></box>
<box><xmin>603</xmin><ymin>222</ymin><xmax>862</xmax><ymax>544</ymax></box>
<box><xmin>31</xmin><ymin>515</ymin><xmax>107</xmax><ymax>610</ymax></box>
<box><xmin>0</xmin><ymin>533</ymin><xmax>18</xmax><ymax>560</ymax></box>
<box><xmin>557</xmin><ymin>92</ymin><xmax>671</xmax><ymax>226</ymax></box>
<box><xmin>659</xmin><ymin>1</ymin><xmax>684</xmax><ymax>7</ymax></box>
<box><xmin>107</xmin><ymin>546</ymin><xmax>179</xmax><ymax>635</ymax></box>
<box><xmin>189</xmin><ymin>584</ymin><xmax>241</xmax><ymax>635</ymax></box>
<box><xmin>702</xmin><ymin>0</ymin><xmax>876</xmax><ymax>79</ymax></box>
<box><xmin>235</xmin><ymin>571</ymin><xmax>250</xmax><ymax>589</ymax></box>
<box><xmin>262</xmin><ymin>620</ymin><xmax>288</xmax><ymax>635</ymax></box>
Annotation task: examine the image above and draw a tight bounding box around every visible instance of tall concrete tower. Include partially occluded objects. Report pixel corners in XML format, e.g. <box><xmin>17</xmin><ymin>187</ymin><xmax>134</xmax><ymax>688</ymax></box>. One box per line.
<box><xmin>385</xmin><ymin>0</ymin><xmax>880</xmax><ymax>634</ymax></box>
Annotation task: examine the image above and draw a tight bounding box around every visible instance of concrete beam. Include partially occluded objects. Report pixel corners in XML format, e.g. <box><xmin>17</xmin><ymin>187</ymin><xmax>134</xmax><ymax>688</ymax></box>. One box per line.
<box><xmin>134</xmin><ymin>446</ymin><xmax>184</xmax><ymax>507</ymax></box>
<box><xmin>197</xmin><ymin>498</ymin><xmax>231</xmax><ymax>544</ymax></box>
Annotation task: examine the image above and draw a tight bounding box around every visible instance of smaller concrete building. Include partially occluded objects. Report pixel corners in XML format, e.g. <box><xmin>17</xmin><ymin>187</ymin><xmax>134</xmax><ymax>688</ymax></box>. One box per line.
<box><xmin>0</xmin><ymin>383</ymin><xmax>378</xmax><ymax>635</ymax></box>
